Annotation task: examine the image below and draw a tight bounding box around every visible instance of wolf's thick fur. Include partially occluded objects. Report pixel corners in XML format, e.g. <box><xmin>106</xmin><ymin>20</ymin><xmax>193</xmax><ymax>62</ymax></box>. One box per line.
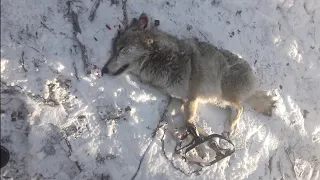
<box><xmin>102</xmin><ymin>14</ymin><xmax>276</xmax><ymax>136</ymax></box>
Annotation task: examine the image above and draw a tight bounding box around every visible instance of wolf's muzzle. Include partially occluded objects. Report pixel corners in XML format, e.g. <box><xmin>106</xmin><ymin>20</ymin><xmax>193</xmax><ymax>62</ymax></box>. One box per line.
<box><xmin>112</xmin><ymin>64</ymin><xmax>129</xmax><ymax>76</ymax></box>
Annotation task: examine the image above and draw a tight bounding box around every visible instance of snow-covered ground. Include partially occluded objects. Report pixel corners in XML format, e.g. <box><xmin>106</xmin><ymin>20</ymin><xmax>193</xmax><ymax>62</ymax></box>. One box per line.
<box><xmin>1</xmin><ymin>0</ymin><xmax>320</xmax><ymax>179</ymax></box>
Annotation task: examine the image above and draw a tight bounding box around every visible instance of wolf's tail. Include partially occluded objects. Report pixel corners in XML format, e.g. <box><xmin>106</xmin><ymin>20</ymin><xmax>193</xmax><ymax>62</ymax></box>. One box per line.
<box><xmin>245</xmin><ymin>90</ymin><xmax>277</xmax><ymax>116</ymax></box>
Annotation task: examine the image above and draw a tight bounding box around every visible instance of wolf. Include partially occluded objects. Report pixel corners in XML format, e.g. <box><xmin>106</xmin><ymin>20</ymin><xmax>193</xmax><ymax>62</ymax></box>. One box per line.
<box><xmin>102</xmin><ymin>13</ymin><xmax>276</xmax><ymax>139</ymax></box>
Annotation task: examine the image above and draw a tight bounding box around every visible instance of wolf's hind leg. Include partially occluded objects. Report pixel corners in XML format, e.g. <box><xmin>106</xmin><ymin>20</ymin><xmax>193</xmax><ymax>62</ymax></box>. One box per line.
<box><xmin>223</xmin><ymin>101</ymin><xmax>243</xmax><ymax>137</ymax></box>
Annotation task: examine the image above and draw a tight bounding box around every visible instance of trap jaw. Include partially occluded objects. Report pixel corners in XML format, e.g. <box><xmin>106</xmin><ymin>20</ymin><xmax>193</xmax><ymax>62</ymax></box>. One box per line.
<box><xmin>175</xmin><ymin>126</ymin><xmax>235</xmax><ymax>167</ymax></box>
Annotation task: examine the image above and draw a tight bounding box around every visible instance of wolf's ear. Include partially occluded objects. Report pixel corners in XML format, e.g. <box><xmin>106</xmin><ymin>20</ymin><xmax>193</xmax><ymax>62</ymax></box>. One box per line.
<box><xmin>130</xmin><ymin>18</ymin><xmax>139</xmax><ymax>27</ymax></box>
<box><xmin>137</xmin><ymin>13</ymin><xmax>148</xmax><ymax>29</ymax></box>
<box><xmin>129</xmin><ymin>13</ymin><xmax>148</xmax><ymax>31</ymax></box>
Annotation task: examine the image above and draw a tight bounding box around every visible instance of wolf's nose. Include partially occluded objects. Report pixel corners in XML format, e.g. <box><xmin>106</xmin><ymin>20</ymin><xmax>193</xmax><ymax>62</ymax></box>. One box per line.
<box><xmin>101</xmin><ymin>67</ymin><xmax>109</xmax><ymax>75</ymax></box>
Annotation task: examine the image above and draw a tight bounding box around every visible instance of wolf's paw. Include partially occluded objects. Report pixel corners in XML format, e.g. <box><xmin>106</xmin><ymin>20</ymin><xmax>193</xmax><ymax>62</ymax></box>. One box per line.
<box><xmin>224</xmin><ymin>120</ymin><xmax>237</xmax><ymax>138</ymax></box>
<box><xmin>185</xmin><ymin>122</ymin><xmax>201</xmax><ymax>136</ymax></box>
<box><xmin>172</xmin><ymin>129</ymin><xmax>187</xmax><ymax>141</ymax></box>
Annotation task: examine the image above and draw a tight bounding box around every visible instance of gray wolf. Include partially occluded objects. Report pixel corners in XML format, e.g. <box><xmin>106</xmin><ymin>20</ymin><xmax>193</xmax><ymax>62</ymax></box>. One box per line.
<box><xmin>102</xmin><ymin>13</ymin><xmax>276</xmax><ymax>139</ymax></box>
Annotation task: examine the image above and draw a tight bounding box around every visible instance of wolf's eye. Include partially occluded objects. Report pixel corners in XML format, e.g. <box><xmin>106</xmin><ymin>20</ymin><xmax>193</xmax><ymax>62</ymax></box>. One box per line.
<box><xmin>117</xmin><ymin>46</ymin><xmax>125</xmax><ymax>52</ymax></box>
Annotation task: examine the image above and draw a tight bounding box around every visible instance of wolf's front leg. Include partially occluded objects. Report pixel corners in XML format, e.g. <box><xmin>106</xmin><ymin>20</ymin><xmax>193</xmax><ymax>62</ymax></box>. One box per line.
<box><xmin>184</xmin><ymin>98</ymin><xmax>209</xmax><ymax>137</ymax></box>
<box><xmin>183</xmin><ymin>98</ymin><xmax>213</xmax><ymax>160</ymax></box>
<box><xmin>184</xmin><ymin>98</ymin><xmax>198</xmax><ymax>126</ymax></box>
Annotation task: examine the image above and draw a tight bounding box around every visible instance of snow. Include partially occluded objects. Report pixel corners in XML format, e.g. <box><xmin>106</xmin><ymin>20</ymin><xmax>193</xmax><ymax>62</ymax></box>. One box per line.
<box><xmin>1</xmin><ymin>0</ymin><xmax>320</xmax><ymax>179</ymax></box>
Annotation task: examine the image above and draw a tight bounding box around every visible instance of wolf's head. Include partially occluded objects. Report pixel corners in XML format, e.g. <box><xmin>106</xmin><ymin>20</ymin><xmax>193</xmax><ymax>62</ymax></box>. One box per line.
<box><xmin>102</xmin><ymin>13</ymin><xmax>154</xmax><ymax>76</ymax></box>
